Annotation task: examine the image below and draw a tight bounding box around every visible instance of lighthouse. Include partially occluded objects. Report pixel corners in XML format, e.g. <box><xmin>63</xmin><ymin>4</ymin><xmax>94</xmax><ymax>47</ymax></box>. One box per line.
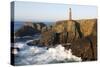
<box><xmin>69</xmin><ymin>8</ymin><xmax>72</xmax><ymax>20</ymax></box>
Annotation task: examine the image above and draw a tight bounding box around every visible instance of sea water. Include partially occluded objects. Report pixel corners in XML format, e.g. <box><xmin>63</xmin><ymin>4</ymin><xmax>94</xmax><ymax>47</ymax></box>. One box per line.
<box><xmin>13</xmin><ymin>37</ymin><xmax>82</xmax><ymax>65</ymax></box>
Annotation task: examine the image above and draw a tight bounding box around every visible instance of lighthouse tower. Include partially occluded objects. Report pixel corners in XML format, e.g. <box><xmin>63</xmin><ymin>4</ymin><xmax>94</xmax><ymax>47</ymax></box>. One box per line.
<box><xmin>69</xmin><ymin>8</ymin><xmax>72</xmax><ymax>20</ymax></box>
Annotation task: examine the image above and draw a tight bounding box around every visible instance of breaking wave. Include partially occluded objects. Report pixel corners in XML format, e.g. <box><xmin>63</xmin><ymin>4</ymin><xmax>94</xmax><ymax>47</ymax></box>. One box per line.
<box><xmin>14</xmin><ymin>42</ymin><xmax>82</xmax><ymax>65</ymax></box>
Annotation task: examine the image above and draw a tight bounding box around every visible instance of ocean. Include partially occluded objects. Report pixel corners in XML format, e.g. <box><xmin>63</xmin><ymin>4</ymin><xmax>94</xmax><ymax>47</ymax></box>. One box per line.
<box><xmin>14</xmin><ymin>22</ymin><xmax>25</xmax><ymax>32</ymax></box>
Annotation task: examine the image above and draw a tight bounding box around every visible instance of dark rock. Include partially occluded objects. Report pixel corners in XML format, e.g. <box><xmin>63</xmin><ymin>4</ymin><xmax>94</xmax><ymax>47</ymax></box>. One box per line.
<box><xmin>40</xmin><ymin>30</ymin><xmax>53</xmax><ymax>47</ymax></box>
<box><xmin>27</xmin><ymin>39</ymin><xmax>40</xmax><ymax>46</ymax></box>
<box><xmin>65</xmin><ymin>36</ymin><xmax>97</xmax><ymax>61</ymax></box>
<box><xmin>15</xmin><ymin>22</ymin><xmax>47</xmax><ymax>37</ymax></box>
<box><xmin>15</xmin><ymin>25</ymin><xmax>40</xmax><ymax>37</ymax></box>
<box><xmin>27</xmin><ymin>39</ymin><xmax>45</xmax><ymax>47</ymax></box>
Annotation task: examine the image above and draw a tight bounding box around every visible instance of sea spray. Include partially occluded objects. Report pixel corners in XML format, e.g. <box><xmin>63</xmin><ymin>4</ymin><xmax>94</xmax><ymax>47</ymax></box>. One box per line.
<box><xmin>14</xmin><ymin>43</ymin><xmax>26</xmax><ymax>49</ymax></box>
<box><xmin>14</xmin><ymin>43</ymin><xmax>82</xmax><ymax>65</ymax></box>
<box><xmin>33</xmin><ymin>45</ymin><xmax>82</xmax><ymax>64</ymax></box>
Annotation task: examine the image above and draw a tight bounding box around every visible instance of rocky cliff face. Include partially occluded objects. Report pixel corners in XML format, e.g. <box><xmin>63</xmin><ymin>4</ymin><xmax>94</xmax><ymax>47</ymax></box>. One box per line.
<box><xmin>53</xmin><ymin>19</ymin><xmax>97</xmax><ymax>37</ymax></box>
<box><xmin>41</xmin><ymin>19</ymin><xmax>97</xmax><ymax>45</ymax></box>
<box><xmin>15</xmin><ymin>22</ymin><xmax>47</xmax><ymax>37</ymax></box>
<box><xmin>14</xmin><ymin>19</ymin><xmax>97</xmax><ymax>61</ymax></box>
<box><xmin>40</xmin><ymin>19</ymin><xmax>97</xmax><ymax>61</ymax></box>
<box><xmin>41</xmin><ymin>19</ymin><xmax>97</xmax><ymax>44</ymax></box>
<box><xmin>64</xmin><ymin>36</ymin><xmax>97</xmax><ymax>61</ymax></box>
<box><xmin>76</xmin><ymin>19</ymin><xmax>97</xmax><ymax>37</ymax></box>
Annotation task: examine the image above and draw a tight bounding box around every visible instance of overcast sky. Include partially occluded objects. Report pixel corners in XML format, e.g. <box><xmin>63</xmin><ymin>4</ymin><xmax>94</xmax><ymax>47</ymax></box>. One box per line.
<box><xmin>12</xmin><ymin>1</ymin><xmax>97</xmax><ymax>22</ymax></box>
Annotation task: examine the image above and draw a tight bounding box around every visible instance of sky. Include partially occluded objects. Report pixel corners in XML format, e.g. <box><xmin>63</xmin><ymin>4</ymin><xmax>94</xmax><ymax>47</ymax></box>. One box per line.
<box><xmin>12</xmin><ymin>1</ymin><xmax>98</xmax><ymax>22</ymax></box>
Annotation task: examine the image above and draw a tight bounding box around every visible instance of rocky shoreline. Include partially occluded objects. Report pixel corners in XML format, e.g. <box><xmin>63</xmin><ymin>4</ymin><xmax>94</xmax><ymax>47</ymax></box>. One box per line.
<box><xmin>12</xmin><ymin>19</ymin><xmax>97</xmax><ymax>61</ymax></box>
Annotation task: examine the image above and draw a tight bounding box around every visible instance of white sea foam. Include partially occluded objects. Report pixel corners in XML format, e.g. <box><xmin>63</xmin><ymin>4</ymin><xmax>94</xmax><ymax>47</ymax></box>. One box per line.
<box><xmin>33</xmin><ymin>45</ymin><xmax>82</xmax><ymax>64</ymax></box>
<box><xmin>22</xmin><ymin>36</ymin><xmax>33</xmax><ymax>38</ymax></box>
<box><xmin>12</xmin><ymin>49</ymin><xmax>18</xmax><ymax>55</ymax></box>
<box><xmin>25</xmin><ymin>40</ymin><xmax>34</xmax><ymax>44</ymax></box>
<box><xmin>15</xmin><ymin>44</ymin><xmax>82</xmax><ymax>65</ymax></box>
<box><xmin>14</xmin><ymin>43</ymin><xmax>26</xmax><ymax>49</ymax></box>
